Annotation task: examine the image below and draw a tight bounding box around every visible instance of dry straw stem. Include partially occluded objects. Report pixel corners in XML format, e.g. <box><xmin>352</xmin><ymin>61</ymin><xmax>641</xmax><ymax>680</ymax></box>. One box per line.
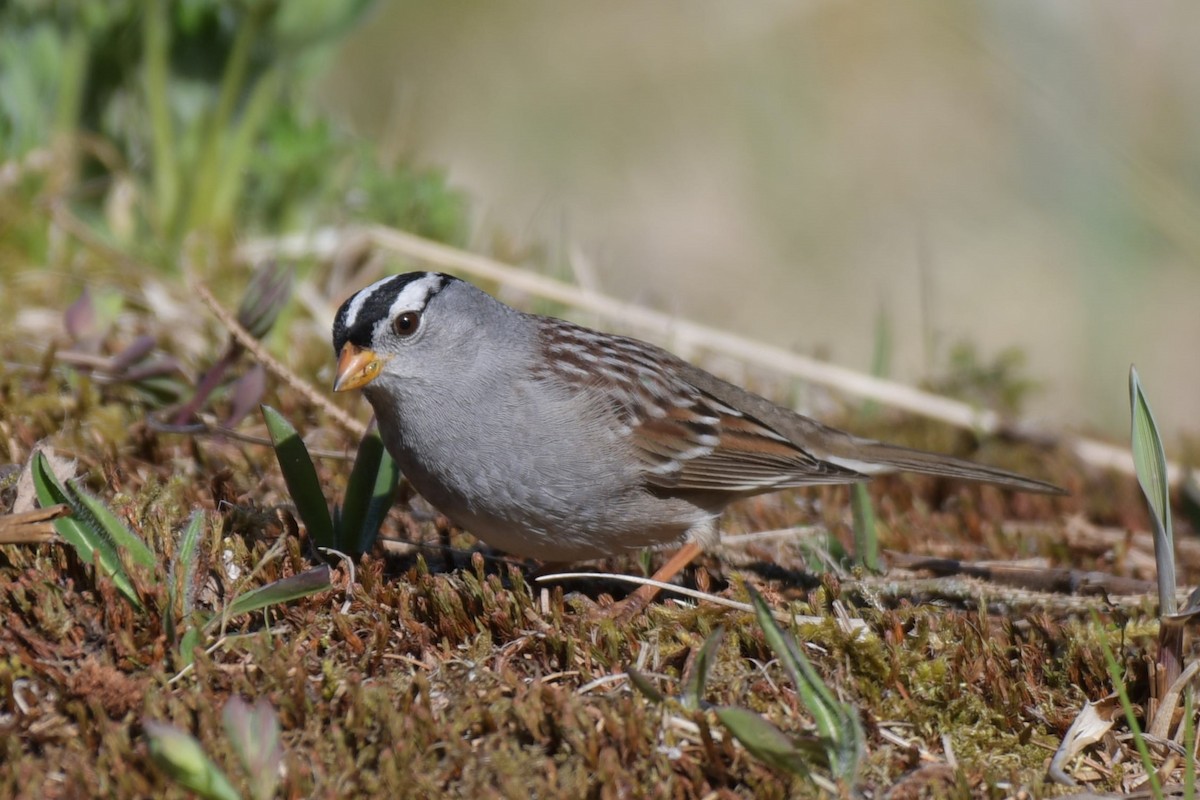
<box><xmin>241</xmin><ymin>226</ymin><xmax>1191</xmax><ymax>485</ymax></box>
<box><xmin>193</xmin><ymin>282</ymin><xmax>366</xmax><ymax>438</ymax></box>
<box><xmin>0</xmin><ymin>504</ymin><xmax>69</xmax><ymax>544</ymax></box>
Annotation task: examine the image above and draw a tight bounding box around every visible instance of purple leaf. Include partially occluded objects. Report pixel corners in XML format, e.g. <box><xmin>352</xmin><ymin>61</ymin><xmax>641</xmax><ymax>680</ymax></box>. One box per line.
<box><xmin>223</xmin><ymin>696</ymin><xmax>282</xmax><ymax>800</ymax></box>
<box><xmin>226</xmin><ymin>365</ymin><xmax>267</xmax><ymax>427</ymax></box>
<box><xmin>123</xmin><ymin>357</ymin><xmax>185</xmax><ymax>383</ymax></box>
<box><xmin>65</xmin><ymin>288</ymin><xmax>97</xmax><ymax>341</ymax></box>
<box><xmin>238</xmin><ymin>262</ymin><xmax>294</xmax><ymax>340</ymax></box>
<box><xmin>110</xmin><ymin>335</ymin><xmax>158</xmax><ymax>373</ymax></box>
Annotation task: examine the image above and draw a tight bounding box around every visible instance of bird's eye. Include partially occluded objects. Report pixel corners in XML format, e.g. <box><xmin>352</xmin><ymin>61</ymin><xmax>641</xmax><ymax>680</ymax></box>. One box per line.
<box><xmin>393</xmin><ymin>311</ymin><xmax>421</xmax><ymax>337</ymax></box>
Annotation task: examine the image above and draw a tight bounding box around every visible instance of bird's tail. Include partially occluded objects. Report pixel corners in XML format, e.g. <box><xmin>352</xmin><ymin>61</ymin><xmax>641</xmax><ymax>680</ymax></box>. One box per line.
<box><xmin>823</xmin><ymin>438</ymin><xmax>1065</xmax><ymax>495</ymax></box>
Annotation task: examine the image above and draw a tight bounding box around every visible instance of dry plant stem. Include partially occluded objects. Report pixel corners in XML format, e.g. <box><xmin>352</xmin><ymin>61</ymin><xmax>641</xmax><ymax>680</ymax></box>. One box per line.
<box><xmin>0</xmin><ymin>504</ymin><xmax>69</xmax><ymax>544</ymax></box>
<box><xmin>539</xmin><ymin>571</ymin><xmax>872</xmax><ymax>629</ymax></box>
<box><xmin>147</xmin><ymin>417</ymin><xmax>353</xmax><ymax>460</ymax></box>
<box><xmin>605</xmin><ymin>540</ymin><xmax>705</xmax><ymax>622</ymax></box>
<box><xmin>193</xmin><ymin>283</ymin><xmax>366</xmax><ymax>438</ymax></box>
<box><xmin>239</xmin><ymin>225</ymin><xmax>1196</xmax><ymax>486</ymax></box>
<box><xmin>1148</xmin><ymin>659</ymin><xmax>1200</xmax><ymax>740</ymax></box>
<box><xmin>1158</xmin><ymin>623</ymin><xmax>1185</xmax><ymax>705</ymax></box>
<box><xmin>364</xmin><ymin>226</ymin><xmax>1005</xmax><ymax>428</ymax></box>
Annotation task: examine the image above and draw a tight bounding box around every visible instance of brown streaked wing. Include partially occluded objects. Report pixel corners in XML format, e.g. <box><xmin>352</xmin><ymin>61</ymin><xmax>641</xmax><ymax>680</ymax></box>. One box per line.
<box><xmin>636</xmin><ymin>393</ymin><xmax>866</xmax><ymax>493</ymax></box>
<box><xmin>533</xmin><ymin>315</ymin><xmax>865</xmax><ymax>495</ymax></box>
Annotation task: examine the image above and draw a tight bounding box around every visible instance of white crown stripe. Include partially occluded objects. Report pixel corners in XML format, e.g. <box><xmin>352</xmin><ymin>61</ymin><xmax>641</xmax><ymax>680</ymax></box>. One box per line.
<box><xmin>387</xmin><ymin>273</ymin><xmax>445</xmax><ymax>320</ymax></box>
<box><xmin>340</xmin><ymin>274</ymin><xmax>398</xmax><ymax>331</ymax></box>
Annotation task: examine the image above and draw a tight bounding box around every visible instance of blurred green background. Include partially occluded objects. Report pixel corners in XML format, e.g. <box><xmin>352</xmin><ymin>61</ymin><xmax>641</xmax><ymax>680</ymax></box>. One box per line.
<box><xmin>322</xmin><ymin>1</ymin><xmax>1200</xmax><ymax>441</ymax></box>
<box><xmin>5</xmin><ymin>0</ymin><xmax>1199</xmax><ymax>441</ymax></box>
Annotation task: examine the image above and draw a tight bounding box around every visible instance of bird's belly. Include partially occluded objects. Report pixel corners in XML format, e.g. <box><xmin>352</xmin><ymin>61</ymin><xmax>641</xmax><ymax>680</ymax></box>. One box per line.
<box><xmin>375</xmin><ymin>381</ymin><xmax>715</xmax><ymax>561</ymax></box>
<box><xmin>400</xmin><ymin>455</ymin><xmax>706</xmax><ymax>561</ymax></box>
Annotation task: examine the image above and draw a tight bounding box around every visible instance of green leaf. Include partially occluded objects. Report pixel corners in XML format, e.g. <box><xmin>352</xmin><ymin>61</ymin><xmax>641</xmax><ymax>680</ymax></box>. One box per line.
<box><xmin>176</xmin><ymin>510</ymin><xmax>205</xmax><ymax>585</ymax></box>
<box><xmin>67</xmin><ymin>482</ymin><xmax>156</xmax><ymax>568</ymax></box>
<box><xmin>682</xmin><ymin>627</ymin><xmax>724</xmax><ymax>711</ymax></box>
<box><xmin>745</xmin><ymin>584</ymin><xmax>864</xmax><ymax>780</ymax></box>
<box><xmin>223</xmin><ymin>565</ymin><xmax>332</xmax><ymax>619</ymax></box>
<box><xmin>360</xmin><ymin>444</ymin><xmax>399</xmax><ymax>553</ymax></box>
<box><xmin>1130</xmin><ymin>366</ymin><xmax>1171</xmax><ymax>533</ymax></box>
<box><xmin>143</xmin><ymin>0</ymin><xmax>179</xmax><ymax>236</ymax></box>
<box><xmin>31</xmin><ymin>452</ymin><xmax>142</xmax><ymax>608</ymax></box>
<box><xmin>261</xmin><ymin>405</ymin><xmax>334</xmax><ymax>547</ymax></box>
<box><xmin>1129</xmin><ymin>366</ymin><xmax>1177</xmax><ymax>614</ymax></box>
<box><xmin>714</xmin><ymin>706</ymin><xmax>810</xmax><ymax>777</ymax></box>
<box><xmin>210</xmin><ymin>67</ymin><xmax>284</xmax><ymax>235</ymax></box>
<box><xmin>747</xmin><ymin>585</ymin><xmax>838</xmax><ymax>732</ymax></box>
<box><xmin>178</xmin><ymin>626</ymin><xmax>202</xmax><ymax>668</ymax></box>
<box><xmin>339</xmin><ymin>430</ymin><xmax>399</xmax><ymax>555</ymax></box>
<box><xmin>144</xmin><ymin>721</ymin><xmax>240</xmax><ymax>800</ymax></box>
<box><xmin>858</xmin><ymin>303</ymin><xmax>892</xmax><ymax>419</ymax></box>
<box><xmin>31</xmin><ymin>453</ymin><xmax>97</xmax><ymax>559</ymax></box>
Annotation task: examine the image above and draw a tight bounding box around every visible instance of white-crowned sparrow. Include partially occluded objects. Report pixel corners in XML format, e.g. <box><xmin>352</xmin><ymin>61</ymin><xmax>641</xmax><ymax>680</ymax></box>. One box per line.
<box><xmin>332</xmin><ymin>272</ymin><xmax>1061</xmax><ymax>563</ymax></box>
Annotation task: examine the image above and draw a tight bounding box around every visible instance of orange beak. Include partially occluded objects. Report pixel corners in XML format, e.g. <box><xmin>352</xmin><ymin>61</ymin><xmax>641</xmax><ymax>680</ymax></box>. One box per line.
<box><xmin>333</xmin><ymin>342</ymin><xmax>385</xmax><ymax>392</ymax></box>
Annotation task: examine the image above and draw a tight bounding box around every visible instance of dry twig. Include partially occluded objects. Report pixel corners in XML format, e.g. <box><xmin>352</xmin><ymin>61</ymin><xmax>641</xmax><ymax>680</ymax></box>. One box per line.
<box><xmin>238</xmin><ymin>224</ymin><xmax>1194</xmax><ymax>486</ymax></box>
<box><xmin>193</xmin><ymin>283</ymin><xmax>367</xmax><ymax>438</ymax></box>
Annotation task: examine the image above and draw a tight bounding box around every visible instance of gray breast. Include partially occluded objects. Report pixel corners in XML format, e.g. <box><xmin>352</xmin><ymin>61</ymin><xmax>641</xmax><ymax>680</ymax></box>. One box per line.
<box><xmin>368</xmin><ymin>373</ymin><xmax>713</xmax><ymax>560</ymax></box>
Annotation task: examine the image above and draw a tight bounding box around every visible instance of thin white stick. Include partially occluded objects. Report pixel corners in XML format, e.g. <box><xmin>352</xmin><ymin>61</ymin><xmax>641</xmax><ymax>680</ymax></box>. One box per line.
<box><xmin>535</xmin><ymin>571</ymin><xmax>868</xmax><ymax>633</ymax></box>
<box><xmin>364</xmin><ymin>225</ymin><xmax>1005</xmax><ymax>430</ymax></box>
<box><xmin>237</xmin><ymin>225</ymin><xmax>1194</xmax><ymax>485</ymax></box>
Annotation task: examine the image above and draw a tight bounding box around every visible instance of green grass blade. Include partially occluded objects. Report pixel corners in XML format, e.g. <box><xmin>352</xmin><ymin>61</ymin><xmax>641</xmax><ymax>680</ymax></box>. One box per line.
<box><xmin>858</xmin><ymin>303</ymin><xmax>892</xmax><ymax>419</ymax></box>
<box><xmin>210</xmin><ymin>67</ymin><xmax>283</xmax><ymax>235</ymax></box>
<box><xmin>1095</xmin><ymin>612</ymin><xmax>1162</xmax><ymax>799</ymax></box>
<box><xmin>53</xmin><ymin>26</ymin><xmax>88</xmax><ymax>143</ymax></box>
<box><xmin>31</xmin><ymin>452</ymin><xmax>142</xmax><ymax>608</ymax></box>
<box><xmin>1129</xmin><ymin>366</ymin><xmax>1176</xmax><ymax>614</ymax></box>
<box><xmin>714</xmin><ymin>706</ymin><xmax>810</xmax><ymax>777</ymax></box>
<box><xmin>144</xmin><ymin>721</ymin><xmax>240</xmax><ymax>800</ymax></box>
<box><xmin>746</xmin><ymin>584</ymin><xmax>863</xmax><ymax>780</ymax></box>
<box><xmin>339</xmin><ymin>430</ymin><xmax>400</xmax><ymax>555</ymax></box>
<box><xmin>261</xmin><ymin>404</ymin><xmax>334</xmax><ymax>547</ymax></box>
<box><xmin>176</xmin><ymin>510</ymin><xmax>204</xmax><ymax>590</ymax></box>
<box><xmin>682</xmin><ymin>627</ymin><xmax>724</xmax><ymax>712</ymax></box>
<box><xmin>1185</xmin><ymin>687</ymin><xmax>1195</xmax><ymax>800</ymax></box>
<box><xmin>625</xmin><ymin>667</ymin><xmax>667</xmax><ymax>705</ymax></box>
<box><xmin>223</xmin><ymin>565</ymin><xmax>332</xmax><ymax>619</ymax></box>
<box><xmin>359</xmin><ymin>445</ymin><xmax>400</xmax><ymax>554</ymax></box>
<box><xmin>185</xmin><ymin>2</ymin><xmax>267</xmax><ymax>234</ymax></box>
<box><xmin>142</xmin><ymin>0</ymin><xmax>179</xmax><ymax>237</ymax></box>
<box><xmin>850</xmin><ymin>483</ymin><xmax>879</xmax><ymax>572</ymax></box>
<box><xmin>168</xmin><ymin>511</ymin><xmax>206</xmax><ymax>653</ymax></box>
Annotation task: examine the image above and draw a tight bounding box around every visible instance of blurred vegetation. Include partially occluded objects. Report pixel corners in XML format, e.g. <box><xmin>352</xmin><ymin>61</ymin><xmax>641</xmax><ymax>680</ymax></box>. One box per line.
<box><xmin>2</xmin><ymin>3</ymin><xmax>1197</xmax><ymax>798</ymax></box>
<box><xmin>927</xmin><ymin>341</ymin><xmax>1038</xmax><ymax>418</ymax></box>
<box><xmin>0</xmin><ymin>0</ymin><xmax>465</xmax><ymax>271</ymax></box>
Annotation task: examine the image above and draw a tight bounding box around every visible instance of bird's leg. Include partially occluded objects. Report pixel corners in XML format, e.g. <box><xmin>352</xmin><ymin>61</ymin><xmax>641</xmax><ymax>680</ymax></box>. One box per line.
<box><xmin>605</xmin><ymin>540</ymin><xmax>706</xmax><ymax>622</ymax></box>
